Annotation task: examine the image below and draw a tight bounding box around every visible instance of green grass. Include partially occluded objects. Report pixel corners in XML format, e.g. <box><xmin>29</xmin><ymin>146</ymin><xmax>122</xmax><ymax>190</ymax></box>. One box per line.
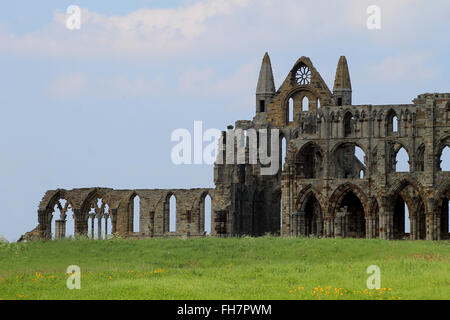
<box><xmin>0</xmin><ymin>237</ymin><xmax>449</xmax><ymax>300</ymax></box>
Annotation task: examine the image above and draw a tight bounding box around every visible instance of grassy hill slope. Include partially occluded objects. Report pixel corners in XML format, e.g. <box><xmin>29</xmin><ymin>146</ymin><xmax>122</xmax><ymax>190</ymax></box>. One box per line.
<box><xmin>0</xmin><ymin>237</ymin><xmax>449</xmax><ymax>300</ymax></box>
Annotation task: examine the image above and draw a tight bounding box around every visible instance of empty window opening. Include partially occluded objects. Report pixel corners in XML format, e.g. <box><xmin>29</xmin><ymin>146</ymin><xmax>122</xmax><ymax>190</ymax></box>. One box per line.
<box><xmin>317</xmin><ymin>99</ymin><xmax>321</xmax><ymax>109</ymax></box>
<box><xmin>51</xmin><ymin>199</ymin><xmax>74</xmax><ymax>240</ymax></box>
<box><xmin>393</xmin><ymin>196</ymin><xmax>410</xmax><ymax>239</ymax></box>
<box><xmin>303</xmin><ymin>194</ymin><xmax>323</xmax><ymax>237</ymax></box>
<box><xmin>259</xmin><ymin>100</ymin><xmax>265</xmax><ymax>112</ymax></box>
<box><xmin>395</xmin><ymin>147</ymin><xmax>410</xmax><ymax>172</ymax></box>
<box><xmin>441</xmin><ymin>146</ymin><xmax>450</xmax><ymax>171</ymax></box>
<box><xmin>344</xmin><ymin>112</ymin><xmax>355</xmax><ymax>137</ymax></box>
<box><xmin>289</xmin><ymin>98</ymin><xmax>294</xmax><ymax>122</ymax></box>
<box><xmin>332</xmin><ymin>143</ymin><xmax>367</xmax><ymax>179</ymax></box>
<box><xmin>387</xmin><ymin>110</ymin><xmax>398</xmax><ymax>135</ymax></box>
<box><xmin>338</xmin><ymin>192</ymin><xmax>365</xmax><ymax>238</ymax></box>
<box><xmin>393</xmin><ymin>116</ymin><xmax>399</xmax><ymax>132</ymax></box>
<box><xmin>204</xmin><ymin>195</ymin><xmax>212</xmax><ymax>235</ymax></box>
<box><xmin>281</xmin><ymin>137</ymin><xmax>287</xmax><ymax>170</ymax></box>
<box><xmin>404</xmin><ymin>203</ymin><xmax>410</xmax><ymax>234</ymax></box>
<box><xmin>169</xmin><ymin>195</ymin><xmax>177</xmax><ymax>232</ymax></box>
<box><xmin>133</xmin><ymin>195</ymin><xmax>140</xmax><ymax>233</ymax></box>
<box><xmin>296</xmin><ymin>143</ymin><xmax>323</xmax><ymax>178</ymax></box>
<box><xmin>337</xmin><ymin>97</ymin><xmax>343</xmax><ymax>106</ymax></box>
<box><xmin>302</xmin><ymin>96</ymin><xmax>309</xmax><ymax>112</ymax></box>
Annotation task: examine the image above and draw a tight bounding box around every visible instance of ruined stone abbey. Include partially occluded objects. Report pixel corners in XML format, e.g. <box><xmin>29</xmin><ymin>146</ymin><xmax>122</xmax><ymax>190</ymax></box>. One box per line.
<box><xmin>22</xmin><ymin>54</ymin><xmax>450</xmax><ymax>241</ymax></box>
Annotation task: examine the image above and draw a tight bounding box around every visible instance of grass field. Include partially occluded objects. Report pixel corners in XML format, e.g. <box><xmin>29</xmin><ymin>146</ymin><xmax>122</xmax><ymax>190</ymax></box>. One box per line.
<box><xmin>0</xmin><ymin>237</ymin><xmax>449</xmax><ymax>300</ymax></box>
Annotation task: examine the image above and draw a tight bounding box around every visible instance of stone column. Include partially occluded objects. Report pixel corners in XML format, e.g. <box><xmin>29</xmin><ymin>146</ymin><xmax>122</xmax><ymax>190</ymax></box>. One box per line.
<box><xmin>90</xmin><ymin>215</ymin><xmax>95</xmax><ymax>239</ymax></box>
<box><xmin>367</xmin><ymin>218</ymin><xmax>373</xmax><ymax>239</ymax></box>
<box><xmin>111</xmin><ymin>209</ymin><xmax>118</xmax><ymax>235</ymax></box>
<box><xmin>97</xmin><ymin>215</ymin><xmax>102</xmax><ymax>239</ymax></box>
<box><xmin>74</xmin><ymin>209</ymin><xmax>88</xmax><ymax>237</ymax></box>
<box><xmin>328</xmin><ymin>217</ymin><xmax>334</xmax><ymax>237</ymax></box>
<box><xmin>55</xmin><ymin>220</ymin><xmax>66</xmax><ymax>239</ymax></box>
<box><xmin>104</xmin><ymin>215</ymin><xmax>109</xmax><ymax>239</ymax></box>
<box><xmin>298</xmin><ymin>211</ymin><xmax>305</xmax><ymax>236</ymax></box>
<box><xmin>426</xmin><ymin>198</ymin><xmax>435</xmax><ymax>240</ymax></box>
<box><xmin>411</xmin><ymin>217</ymin><xmax>417</xmax><ymax>240</ymax></box>
<box><xmin>149</xmin><ymin>212</ymin><xmax>155</xmax><ymax>237</ymax></box>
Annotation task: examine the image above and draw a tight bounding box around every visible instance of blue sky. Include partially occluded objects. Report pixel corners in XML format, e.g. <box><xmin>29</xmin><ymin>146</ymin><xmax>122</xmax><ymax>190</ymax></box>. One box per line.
<box><xmin>0</xmin><ymin>0</ymin><xmax>449</xmax><ymax>241</ymax></box>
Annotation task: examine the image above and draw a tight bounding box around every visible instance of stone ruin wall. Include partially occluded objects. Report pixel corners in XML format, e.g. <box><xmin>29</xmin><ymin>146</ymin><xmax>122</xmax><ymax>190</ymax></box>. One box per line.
<box><xmin>22</xmin><ymin>54</ymin><xmax>450</xmax><ymax>241</ymax></box>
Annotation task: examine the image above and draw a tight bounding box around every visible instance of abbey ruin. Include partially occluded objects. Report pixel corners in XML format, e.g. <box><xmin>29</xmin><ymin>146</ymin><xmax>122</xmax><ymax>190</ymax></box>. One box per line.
<box><xmin>22</xmin><ymin>54</ymin><xmax>450</xmax><ymax>241</ymax></box>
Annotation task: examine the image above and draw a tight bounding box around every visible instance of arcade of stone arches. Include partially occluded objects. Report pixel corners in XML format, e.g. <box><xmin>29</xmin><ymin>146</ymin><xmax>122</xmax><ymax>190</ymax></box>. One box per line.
<box><xmin>287</xmin><ymin>180</ymin><xmax>449</xmax><ymax>240</ymax></box>
<box><xmin>39</xmin><ymin>188</ymin><xmax>214</xmax><ymax>240</ymax></box>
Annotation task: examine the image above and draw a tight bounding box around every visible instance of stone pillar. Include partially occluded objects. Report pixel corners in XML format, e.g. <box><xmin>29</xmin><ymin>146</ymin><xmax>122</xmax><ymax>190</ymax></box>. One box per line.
<box><xmin>55</xmin><ymin>220</ymin><xmax>66</xmax><ymax>239</ymax></box>
<box><xmin>104</xmin><ymin>216</ymin><xmax>109</xmax><ymax>239</ymax></box>
<box><xmin>335</xmin><ymin>211</ymin><xmax>343</xmax><ymax>237</ymax></box>
<box><xmin>328</xmin><ymin>217</ymin><xmax>334</xmax><ymax>237</ymax></box>
<box><xmin>426</xmin><ymin>198</ymin><xmax>435</xmax><ymax>240</ymax></box>
<box><xmin>74</xmin><ymin>209</ymin><xmax>88</xmax><ymax>237</ymax></box>
<box><xmin>90</xmin><ymin>215</ymin><xmax>95</xmax><ymax>239</ymax></box>
<box><xmin>215</xmin><ymin>210</ymin><xmax>227</xmax><ymax>238</ymax></box>
<box><xmin>298</xmin><ymin>211</ymin><xmax>305</xmax><ymax>236</ymax></box>
<box><xmin>97</xmin><ymin>215</ymin><xmax>102</xmax><ymax>239</ymax></box>
<box><xmin>367</xmin><ymin>218</ymin><xmax>373</xmax><ymax>239</ymax></box>
<box><xmin>149</xmin><ymin>211</ymin><xmax>155</xmax><ymax>237</ymax></box>
<box><xmin>111</xmin><ymin>209</ymin><xmax>118</xmax><ymax>235</ymax></box>
<box><xmin>411</xmin><ymin>217</ymin><xmax>417</xmax><ymax>240</ymax></box>
<box><xmin>316</xmin><ymin>218</ymin><xmax>323</xmax><ymax>237</ymax></box>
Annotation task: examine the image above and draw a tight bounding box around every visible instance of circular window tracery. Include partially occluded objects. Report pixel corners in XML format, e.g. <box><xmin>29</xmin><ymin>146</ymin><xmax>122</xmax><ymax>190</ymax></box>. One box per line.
<box><xmin>296</xmin><ymin>65</ymin><xmax>311</xmax><ymax>85</ymax></box>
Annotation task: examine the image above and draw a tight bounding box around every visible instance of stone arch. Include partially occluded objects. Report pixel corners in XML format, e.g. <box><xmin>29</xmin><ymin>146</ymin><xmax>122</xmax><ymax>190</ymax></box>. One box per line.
<box><xmin>44</xmin><ymin>191</ymin><xmax>76</xmax><ymax>240</ymax></box>
<box><xmin>387</xmin><ymin>141</ymin><xmax>411</xmax><ymax>173</ymax></box>
<box><xmin>252</xmin><ymin>189</ymin><xmax>266</xmax><ymax>236</ymax></box>
<box><xmin>343</xmin><ymin>110</ymin><xmax>355</xmax><ymax>137</ymax></box>
<box><xmin>436</xmin><ymin>135</ymin><xmax>450</xmax><ymax>171</ymax></box>
<box><xmin>197</xmin><ymin>191</ymin><xmax>213</xmax><ymax>235</ymax></box>
<box><xmin>386</xmin><ymin>108</ymin><xmax>399</xmax><ymax>135</ymax></box>
<box><xmin>415</xmin><ymin>144</ymin><xmax>425</xmax><ymax>172</ymax></box>
<box><xmin>367</xmin><ymin>197</ymin><xmax>380</xmax><ymax>238</ymax></box>
<box><xmin>128</xmin><ymin>192</ymin><xmax>141</xmax><ymax>234</ymax></box>
<box><xmin>328</xmin><ymin>183</ymin><xmax>368</xmax><ymax>238</ymax></box>
<box><xmin>82</xmin><ymin>189</ymin><xmax>112</xmax><ymax>239</ymax></box>
<box><xmin>434</xmin><ymin>179</ymin><xmax>450</xmax><ymax>240</ymax></box>
<box><xmin>283</xmin><ymin>87</ymin><xmax>321</xmax><ymax>124</ymax></box>
<box><xmin>163</xmin><ymin>191</ymin><xmax>177</xmax><ymax>234</ymax></box>
<box><xmin>387</xmin><ymin>177</ymin><xmax>426</xmax><ymax>239</ymax></box>
<box><xmin>295</xmin><ymin>185</ymin><xmax>327</xmax><ymax>215</ymax></box>
<box><xmin>329</xmin><ymin>141</ymin><xmax>368</xmax><ymax>179</ymax></box>
<box><xmin>328</xmin><ymin>183</ymin><xmax>369</xmax><ymax>218</ymax></box>
<box><xmin>295</xmin><ymin>142</ymin><xmax>324</xmax><ymax>178</ymax></box>
<box><xmin>387</xmin><ymin>177</ymin><xmax>425</xmax><ymax>210</ymax></box>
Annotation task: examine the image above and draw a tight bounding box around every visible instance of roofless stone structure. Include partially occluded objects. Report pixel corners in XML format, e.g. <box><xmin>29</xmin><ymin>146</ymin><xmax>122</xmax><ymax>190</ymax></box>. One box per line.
<box><xmin>21</xmin><ymin>54</ymin><xmax>450</xmax><ymax>241</ymax></box>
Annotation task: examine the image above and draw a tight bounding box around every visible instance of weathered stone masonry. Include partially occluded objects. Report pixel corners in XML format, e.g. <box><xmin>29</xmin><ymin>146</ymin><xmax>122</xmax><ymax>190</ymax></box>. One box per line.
<box><xmin>23</xmin><ymin>54</ymin><xmax>450</xmax><ymax>241</ymax></box>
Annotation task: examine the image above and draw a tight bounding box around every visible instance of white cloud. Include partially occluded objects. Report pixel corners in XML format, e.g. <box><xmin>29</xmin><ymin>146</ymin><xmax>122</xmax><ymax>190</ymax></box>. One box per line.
<box><xmin>2</xmin><ymin>0</ymin><xmax>447</xmax><ymax>60</ymax></box>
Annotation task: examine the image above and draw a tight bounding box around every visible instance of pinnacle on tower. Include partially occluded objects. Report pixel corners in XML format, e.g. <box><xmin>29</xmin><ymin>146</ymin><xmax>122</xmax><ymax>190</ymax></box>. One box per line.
<box><xmin>256</xmin><ymin>52</ymin><xmax>276</xmax><ymax>114</ymax></box>
<box><xmin>333</xmin><ymin>56</ymin><xmax>352</xmax><ymax>106</ymax></box>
